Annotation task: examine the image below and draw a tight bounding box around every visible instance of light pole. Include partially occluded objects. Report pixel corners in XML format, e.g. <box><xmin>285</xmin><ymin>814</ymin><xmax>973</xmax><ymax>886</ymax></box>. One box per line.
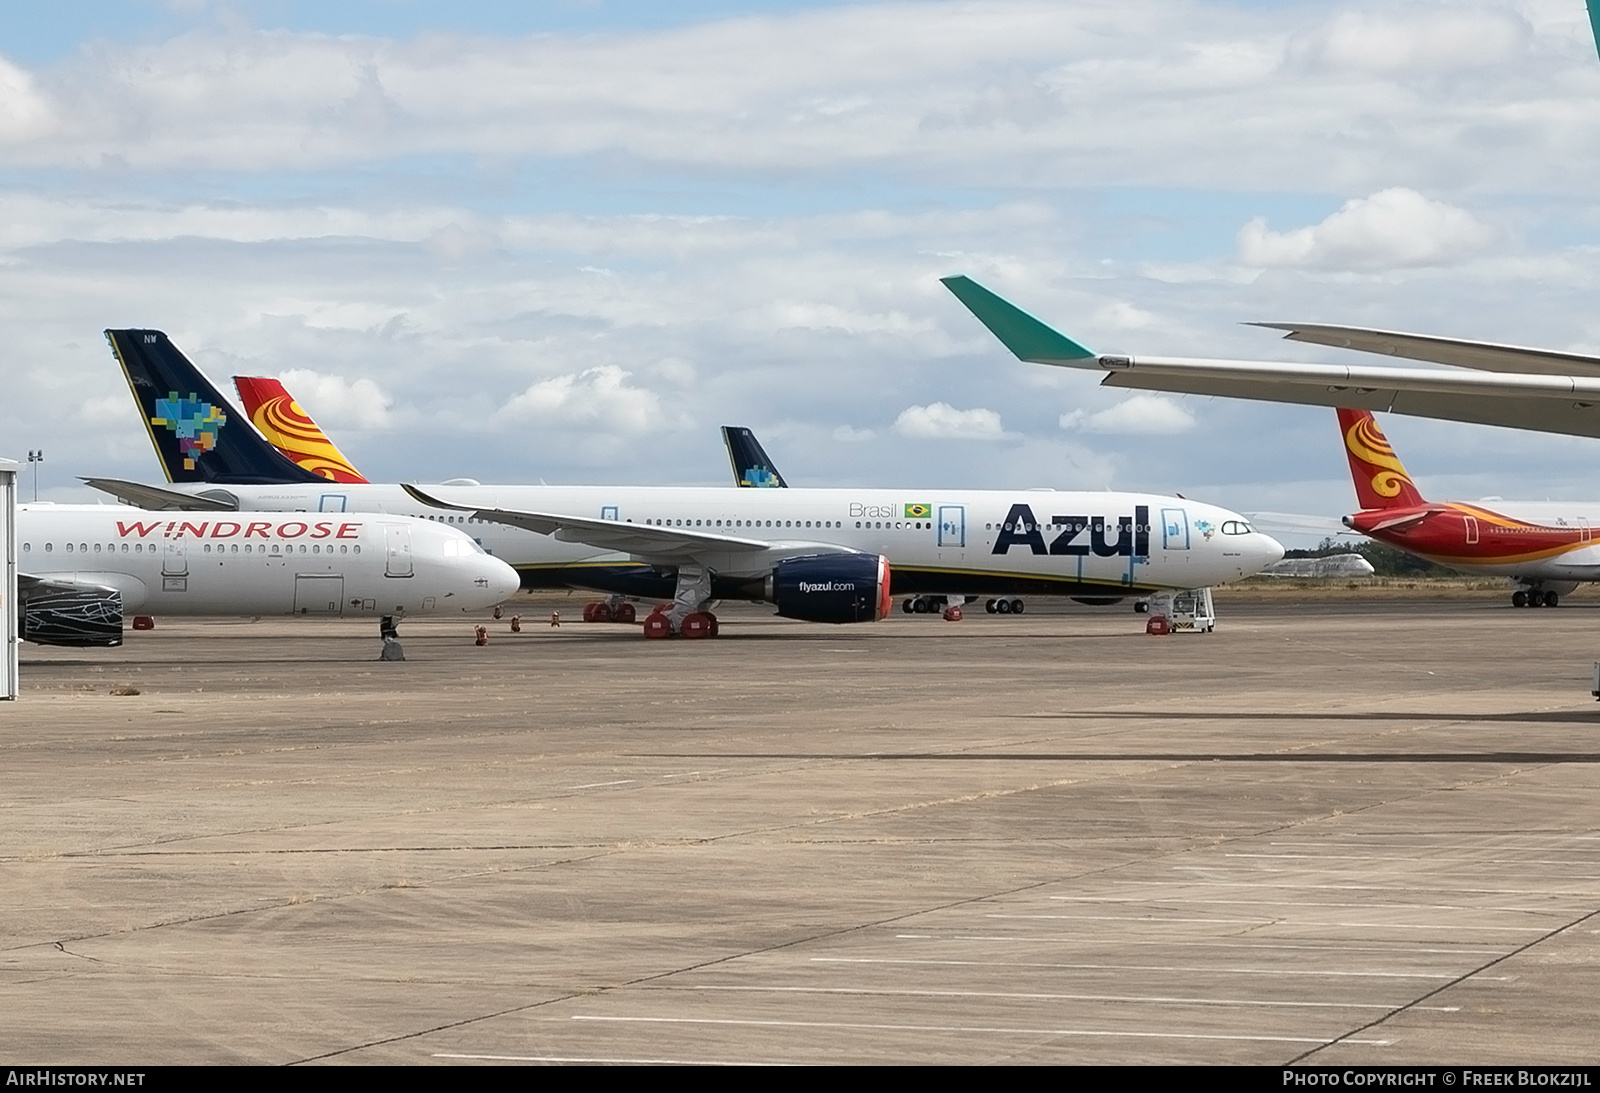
<box><xmin>26</xmin><ymin>449</ymin><xmax>41</xmax><ymax>502</ymax></box>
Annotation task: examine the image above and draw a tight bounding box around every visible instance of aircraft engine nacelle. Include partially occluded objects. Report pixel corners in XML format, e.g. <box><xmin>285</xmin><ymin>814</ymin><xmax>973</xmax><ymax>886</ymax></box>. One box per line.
<box><xmin>767</xmin><ymin>553</ymin><xmax>891</xmax><ymax>624</ymax></box>
<box><xmin>21</xmin><ymin>584</ymin><xmax>124</xmax><ymax>647</ymax></box>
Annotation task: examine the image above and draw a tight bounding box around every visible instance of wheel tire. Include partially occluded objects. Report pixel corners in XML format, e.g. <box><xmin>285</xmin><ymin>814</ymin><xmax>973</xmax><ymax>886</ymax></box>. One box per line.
<box><xmin>614</xmin><ymin>602</ymin><xmax>637</xmax><ymax>624</ymax></box>
<box><xmin>985</xmin><ymin>599</ymin><xmax>997</xmax><ymax>614</ymax></box>
<box><xmin>996</xmin><ymin>599</ymin><xmax>1011</xmax><ymax>614</ymax></box>
<box><xmin>681</xmin><ymin>612</ymin><xmax>715</xmax><ymax>639</ymax></box>
<box><xmin>1011</xmin><ymin>599</ymin><xmax>1025</xmax><ymax>615</ymax></box>
<box><xmin>1545</xmin><ymin>591</ymin><xmax>1560</xmax><ymax>608</ymax></box>
<box><xmin>902</xmin><ymin>598</ymin><xmax>914</xmax><ymax>614</ymax></box>
<box><xmin>1512</xmin><ymin>591</ymin><xmax>1528</xmax><ymax>608</ymax></box>
<box><xmin>642</xmin><ymin>612</ymin><xmax>672</xmax><ymax>639</ymax></box>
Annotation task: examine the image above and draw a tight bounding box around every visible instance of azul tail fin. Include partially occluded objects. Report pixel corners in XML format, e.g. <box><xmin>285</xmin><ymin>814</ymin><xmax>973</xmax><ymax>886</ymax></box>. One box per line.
<box><xmin>106</xmin><ymin>330</ymin><xmax>324</xmax><ymax>485</ymax></box>
<box><xmin>939</xmin><ymin>275</ymin><xmax>1096</xmax><ymax>362</ymax></box>
<box><xmin>1337</xmin><ymin>408</ymin><xmax>1427</xmax><ymax>511</ymax></box>
<box><xmin>232</xmin><ymin>376</ymin><xmax>369</xmax><ymax>484</ymax></box>
<box><xmin>721</xmin><ymin>426</ymin><xmax>788</xmax><ymax>488</ymax></box>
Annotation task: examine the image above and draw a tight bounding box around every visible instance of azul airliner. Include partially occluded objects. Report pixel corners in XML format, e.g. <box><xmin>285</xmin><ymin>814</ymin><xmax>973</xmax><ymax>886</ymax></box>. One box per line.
<box><xmin>86</xmin><ymin>329</ymin><xmax>1283</xmax><ymax>637</ymax></box>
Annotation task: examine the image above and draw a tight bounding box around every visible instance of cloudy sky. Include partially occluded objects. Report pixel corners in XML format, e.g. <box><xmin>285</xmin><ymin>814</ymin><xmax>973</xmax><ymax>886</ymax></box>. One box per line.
<box><xmin>8</xmin><ymin>0</ymin><xmax>1600</xmax><ymax>540</ymax></box>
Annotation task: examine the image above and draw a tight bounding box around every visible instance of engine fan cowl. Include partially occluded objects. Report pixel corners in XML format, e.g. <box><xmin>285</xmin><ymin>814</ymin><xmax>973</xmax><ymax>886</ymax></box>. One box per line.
<box><xmin>21</xmin><ymin>585</ymin><xmax>124</xmax><ymax>647</ymax></box>
<box><xmin>769</xmin><ymin>553</ymin><xmax>891</xmax><ymax>624</ymax></box>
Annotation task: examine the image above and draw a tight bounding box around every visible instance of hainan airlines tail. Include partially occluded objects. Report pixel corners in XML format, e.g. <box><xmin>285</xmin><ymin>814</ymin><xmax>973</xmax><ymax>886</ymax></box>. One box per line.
<box><xmin>232</xmin><ymin>376</ymin><xmax>369</xmax><ymax>484</ymax></box>
<box><xmin>105</xmin><ymin>330</ymin><xmax>324</xmax><ymax>486</ymax></box>
<box><xmin>1337</xmin><ymin>408</ymin><xmax>1428</xmax><ymax>511</ymax></box>
<box><xmin>721</xmin><ymin>426</ymin><xmax>788</xmax><ymax>488</ymax></box>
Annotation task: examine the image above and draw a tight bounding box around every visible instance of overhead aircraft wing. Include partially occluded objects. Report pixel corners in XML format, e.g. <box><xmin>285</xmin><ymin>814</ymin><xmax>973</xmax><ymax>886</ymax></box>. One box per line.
<box><xmin>79</xmin><ymin>477</ymin><xmax>237</xmax><ymax>511</ymax></box>
<box><xmin>941</xmin><ymin>275</ymin><xmax>1600</xmax><ymax>441</ymax></box>
<box><xmin>1248</xmin><ymin>323</ymin><xmax>1600</xmax><ymax>378</ymax></box>
<box><xmin>402</xmin><ymin>484</ymin><xmax>782</xmax><ymax>562</ymax></box>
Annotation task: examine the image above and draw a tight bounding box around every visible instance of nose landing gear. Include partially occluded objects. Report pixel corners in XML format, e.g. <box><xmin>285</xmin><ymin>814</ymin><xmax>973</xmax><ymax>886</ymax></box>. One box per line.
<box><xmin>378</xmin><ymin>615</ymin><xmax>404</xmax><ymax>661</ymax></box>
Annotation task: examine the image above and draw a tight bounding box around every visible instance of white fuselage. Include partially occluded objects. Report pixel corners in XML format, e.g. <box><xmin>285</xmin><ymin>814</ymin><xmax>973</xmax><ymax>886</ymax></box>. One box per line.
<box><xmin>19</xmin><ymin>505</ymin><xmax>520</xmax><ymax>617</ymax></box>
<box><xmin>155</xmin><ymin>483</ymin><xmax>1285</xmax><ymax>598</ymax></box>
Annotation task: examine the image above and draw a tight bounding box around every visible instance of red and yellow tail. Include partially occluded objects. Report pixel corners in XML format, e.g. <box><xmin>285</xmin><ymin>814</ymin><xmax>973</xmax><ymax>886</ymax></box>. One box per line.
<box><xmin>232</xmin><ymin>376</ymin><xmax>369</xmax><ymax>484</ymax></box>
<box><xmin>1336</xmin><ymin>408</ymin><xmax>1426</xmax><ymax>511</ymax></box>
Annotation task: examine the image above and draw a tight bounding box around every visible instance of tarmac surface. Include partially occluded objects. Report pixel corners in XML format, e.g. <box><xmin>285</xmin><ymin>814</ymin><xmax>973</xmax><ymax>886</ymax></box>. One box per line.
<box><xmin>4</xmin><ymin>590</ymin><xmax>1600</xmax><ymax>1065</ymax></box>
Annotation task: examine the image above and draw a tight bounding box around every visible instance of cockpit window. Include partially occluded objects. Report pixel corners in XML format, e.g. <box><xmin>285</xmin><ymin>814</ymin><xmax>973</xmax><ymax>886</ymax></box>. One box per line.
<box><xmin>1220</xmin><ymin>520</ymin><xmax>1253</xmax><ymax>535</ymax></box>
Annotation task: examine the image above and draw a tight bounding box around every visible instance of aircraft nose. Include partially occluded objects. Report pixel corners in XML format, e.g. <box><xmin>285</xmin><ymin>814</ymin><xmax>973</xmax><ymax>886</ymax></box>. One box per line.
<box><xmin>483</xmin><ymin>555</ymin><xmax>520</xmax><ymax>605</ymax></box>
<box><xmin>1257</xmin><ymin>532</ymin><xmax>1285</xmax><ymax>569</ymax></box>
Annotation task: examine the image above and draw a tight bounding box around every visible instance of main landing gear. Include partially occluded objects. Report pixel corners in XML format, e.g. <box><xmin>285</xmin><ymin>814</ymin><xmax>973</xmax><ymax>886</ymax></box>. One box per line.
<box><xmin>643</xmin><ymin>565</ymin><xmax>720</xmax><ymax>639</ymax></box>
<box><xmin>984</xmin><ymin>598</ymin><xmax>1025</xmax><ymax>615</ymax></box>
<box><xmin>900</xmin><ymin>595</ymin><xmax>970</xmax><ymax>621</ymax></box>
<box><xmin>581</xmin><ymin>596</ymin><xmax>638</xmax><ymax>623</ymax></box>
<box><xmin>1511</xmin><ymin>580</ymin><xmax>1576</xmax><ymax>608</ymax></box>
<box><xmin>1512</xmin><ymin>590</ymin><xmax>1560</xmax><ymax>608</ymax></box>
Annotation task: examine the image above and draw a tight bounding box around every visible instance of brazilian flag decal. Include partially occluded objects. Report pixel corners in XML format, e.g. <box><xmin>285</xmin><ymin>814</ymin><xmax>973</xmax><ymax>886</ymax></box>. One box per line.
<box><xmin>904</xmin><ymin>503</ymin><xmax>931</xmax><ymax>519</ymax></box>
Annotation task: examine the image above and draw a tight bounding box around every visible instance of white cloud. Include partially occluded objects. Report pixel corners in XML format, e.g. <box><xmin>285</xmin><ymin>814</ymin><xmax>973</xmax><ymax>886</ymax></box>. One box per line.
<box><xmin>1236</xmin><ymin>188</ymin><xmax>1499</xmax><ymax>271</ymax></box>
<box><xmin>0</xmin><ymin>2</ymin><xmax>1577</xmax><ymax>194</ymax></box>
<box><xmin>894</xmin><ymin>402</ymin><xmax>1005</xmax><ymax>440</ymax></box>
<box><xmin>1061</xmin><ymin>395</ymin><xmax>1195</xmax><ymax>435</ymax></box>
<box><xmin>493</xmin><ymin>366</ymin><xmax>666</xmax><ymax>434</ymax></box>
<box><xmin>276</xmin><ymin>369</ymin><xmax>393</xmax><ymax>430</ymax></box>
<box><xmin>1294</xmin><ymin>7</ymin><xmax>1532</xmax><ymax>75</ymax></box>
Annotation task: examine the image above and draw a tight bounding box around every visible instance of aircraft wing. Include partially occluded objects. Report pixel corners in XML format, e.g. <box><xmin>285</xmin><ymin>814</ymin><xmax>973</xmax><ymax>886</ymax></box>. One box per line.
<box><xmin>1248</xmin><ymin>323</ymin><xmax>1600</xmax><ymax>378</ymax></box>
<box><xmin>79</xmin><ymin>477</ymin><xmax>236</xmax><ymax>511</ymax></box>
<box><xmin>941</xmin><ymin>275</ymin><xmax>1600</xmax><ymax>441</ymax></box>
<box><xmin>402</xmin><ymin>484</ymin><xmax>781</xmax><ymax>562</ymax></box>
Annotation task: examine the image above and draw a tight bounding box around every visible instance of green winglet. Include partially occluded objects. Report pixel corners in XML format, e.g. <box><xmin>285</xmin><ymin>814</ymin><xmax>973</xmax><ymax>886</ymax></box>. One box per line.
<box><xmin>1589</xmin><ymin>0</ymin><xmax>1600</xmax><ymax>61</ymax></box>
<box><xmin>939</xmin><ymin>275</ymin><xmax>1096</xmax><ymax>361</ymax></box>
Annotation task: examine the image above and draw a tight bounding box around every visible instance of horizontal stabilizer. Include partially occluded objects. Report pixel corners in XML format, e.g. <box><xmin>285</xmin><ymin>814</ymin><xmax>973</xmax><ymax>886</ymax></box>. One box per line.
<box><xmin>1244</xmin><ymin>511</ymin><xmax>1353</xmax><ymax>536</ymax></box>
<box><xmin>80</xmin><ymin>477</ymin><xmax>236</xmax><ymax>511</ymax></box>
<box><xmin>1364</xmin><ymin>508</ymin><xmax>1448</xmax><ymax>534</ymax></box>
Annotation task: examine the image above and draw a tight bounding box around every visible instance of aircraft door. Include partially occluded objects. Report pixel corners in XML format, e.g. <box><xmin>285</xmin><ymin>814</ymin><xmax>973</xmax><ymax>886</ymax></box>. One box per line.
<box><xmin>938</xmin><ymin>505</ymin><xmax>966</xmax><ymax>548</ymax></box>
<box><xmin>384</xmin><ymin>525</ymin><xmax>413</xmax><ymax>577</ymax></box>
<box><xmin>293</xmin><ymin>575</ymin><xmax>344</xmax><ymax>615</ymax></box>
<box><xmin>162</xmin><ymin>536</ymin><xmax>188</xmax><ymax>575</ymax></box>
<box><xmin>1580</xmin><ymin>518</ymin><xmax>1591</xmax><ymax>544</ymax></box>
<box><xmin>319</xmin><ymin>494</ymin><xmax>347</xmax><ymax>512</ymax></box>
<box><xmin>1465</xmin><ymin>516</ymin><xmax>1480</xmax><ymax>545</ymax></box>
<box><xmin>1161</xmin><ymin>508</ymin><xmax>1189</xmax><ymax>550</ymax></box>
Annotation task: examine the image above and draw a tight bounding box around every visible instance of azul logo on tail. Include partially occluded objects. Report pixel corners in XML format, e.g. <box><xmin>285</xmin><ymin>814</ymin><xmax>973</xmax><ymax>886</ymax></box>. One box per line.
<box><xmin>151</xmin><ymin>393</ymin><xmax>226</xmax><ymax>471</ymax></box>
<box><xmin>992</xmin><ymin>503</ymin><xmax>1151</xmax><ymax>557</ymax></box>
